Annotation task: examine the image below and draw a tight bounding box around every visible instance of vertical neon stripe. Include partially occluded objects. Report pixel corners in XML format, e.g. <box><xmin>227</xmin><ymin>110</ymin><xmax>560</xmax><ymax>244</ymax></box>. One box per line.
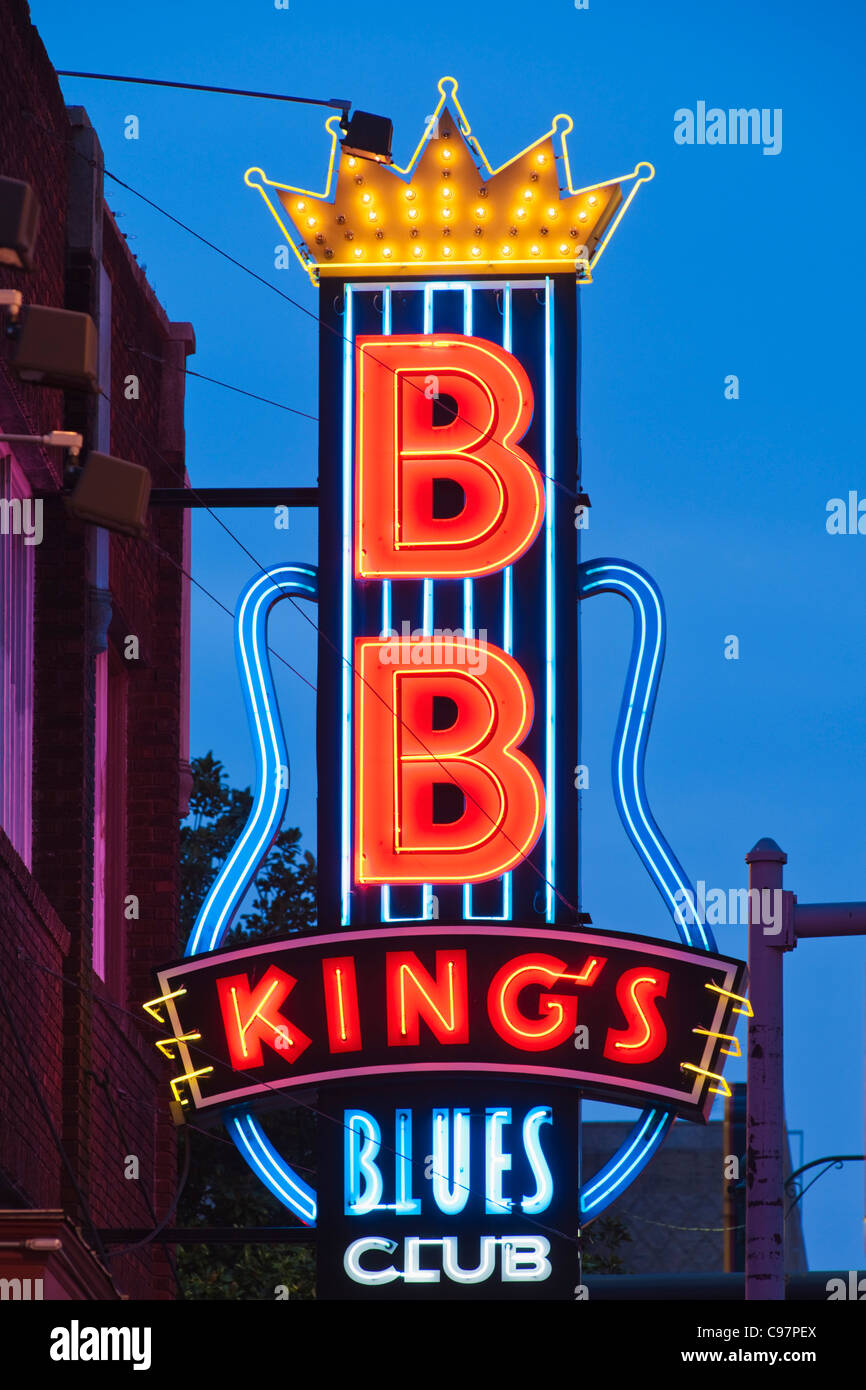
<box><xmin>382</xmin><ymin>581</ymin><xmax>391</xmax><ymax>633</ymax></box>
<box><xmin>422</xmin><ymin>281</ymin><xmax>435</xmax><ymax>922</ymax></box>
<box><xmin>467</xmin><ymin>280</ymin><xmax>512</xmax><ymax>923</ymax></box>
<box><xmin>380</xmin><ymin>285</ymin><xmax>393</xmax><ymax>925</ymax></box>
<box><xmin>501</xmin><ymin>282</ymin><xmax>514</xmax><ymax>921</ymax></box>
<box><xmin>341</xmin><ymin>287</ymin><xmax>354</xmax><ymax>925</ymax></box>
<box><xmin>544</xmin><ymin>278</ymin><xmax>555</xmax><ymax>922</ymax></box>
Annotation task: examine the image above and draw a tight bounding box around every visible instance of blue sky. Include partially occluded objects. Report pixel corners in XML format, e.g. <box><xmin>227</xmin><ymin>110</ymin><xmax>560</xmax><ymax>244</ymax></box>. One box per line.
<box><xmin>34</xmin><ymin>0</ymin><xmax>865</xmax><ymax>1271</ymax></box>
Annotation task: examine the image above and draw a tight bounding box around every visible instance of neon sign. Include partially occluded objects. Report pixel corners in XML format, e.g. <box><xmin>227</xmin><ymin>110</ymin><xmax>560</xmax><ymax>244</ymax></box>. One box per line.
<box><xmin>147</xmin><ymin>82</ymin><xmax>749</xmax><ymax>1290</ymax></box>
<box><xmin>315</xmin><ymin>1080</ymin><xmax>581</xmax><ymax>1299</ymax></box>
<box><xmin>155</xmin><ymin>924</ymin><xmax>746</xmax><ymax>1122</ymax></box>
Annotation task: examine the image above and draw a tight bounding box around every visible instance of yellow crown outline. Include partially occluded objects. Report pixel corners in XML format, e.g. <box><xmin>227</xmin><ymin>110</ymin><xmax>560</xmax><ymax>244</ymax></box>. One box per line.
<box><xmin>245</xmin><ymin>76</ymin><xmax>654</xmax><ymax>285</ymax></box>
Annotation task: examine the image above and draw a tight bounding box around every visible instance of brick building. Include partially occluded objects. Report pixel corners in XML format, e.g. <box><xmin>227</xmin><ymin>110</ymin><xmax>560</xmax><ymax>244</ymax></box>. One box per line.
<box><xmin>0</xmin><ymin>0</ymin><xmax>192</xmax><ymax>1299</ymax></box>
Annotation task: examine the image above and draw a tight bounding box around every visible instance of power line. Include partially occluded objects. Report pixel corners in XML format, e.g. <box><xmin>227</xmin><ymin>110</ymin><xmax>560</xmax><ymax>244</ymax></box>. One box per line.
<box><xmin>145</xmin><ymin>533</ymin><xmax>318</xmax><ymax>697</ymax></box>
<box><xmin>617</xmin><ymin>1207</ymin><xmax>746</xmax><ymax>1234</ymax></box>
<box><xmin>125</xmin><ymin>343</ymin><xmax>318</xmax><ymax>423</ymax></box>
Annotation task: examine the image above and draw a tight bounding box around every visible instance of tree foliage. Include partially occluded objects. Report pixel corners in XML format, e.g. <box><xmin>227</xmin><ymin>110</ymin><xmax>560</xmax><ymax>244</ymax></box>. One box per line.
<box><xmin>178</xmin><ymin>751</ymin><xmax>316</xmax><ymax>953</ymax></box>
<box><xmin>176</xmin><ymin>753</ymin><xmax>317</xmax><ymax>1299</ymax></box>
<box><xmin>582</xmin><ymin>1213</ymin><xmax>632</xmax><ymax>1274</ymax></box>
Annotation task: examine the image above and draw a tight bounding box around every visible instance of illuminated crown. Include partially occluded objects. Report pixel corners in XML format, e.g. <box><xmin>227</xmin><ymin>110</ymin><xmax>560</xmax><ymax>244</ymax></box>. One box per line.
<box><xmin>245</xmin><ymin>77</ymin><xmax>653</xmax><ymax>285</ymax></box>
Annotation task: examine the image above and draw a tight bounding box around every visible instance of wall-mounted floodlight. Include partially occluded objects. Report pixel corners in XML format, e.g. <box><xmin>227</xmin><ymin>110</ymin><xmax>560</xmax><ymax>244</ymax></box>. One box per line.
<box><xmin>0</xmin><ymin>431</ymin><xmax>150</xmax><ymax>538</ymax></box>
<box><xmin>340</xmin><ymin>110</ymin><xmax>393</xmax><ymax>165</ymax></box>
<box><xmin>66</xmin><ymin>452</ymin><xmax>151</xmax><ymax>538</ymax></box>
<box><xmin>0</xmin><ymin>176</ymin><xmax>40</xmax><ymax>270</ymax></box>
<box><xmin>9</xmin><ymin>305</ymin><xmax>98</xmax><ymax>392</ymax></box>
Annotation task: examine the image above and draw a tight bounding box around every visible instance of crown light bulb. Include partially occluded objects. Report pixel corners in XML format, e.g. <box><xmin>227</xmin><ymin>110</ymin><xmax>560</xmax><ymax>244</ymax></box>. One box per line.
<box><xmin>530</xmin><ymin>244</ymin><xmax>540</xmax><ymax>256</ymax></box>
<box><xmin>405</xmin><ymin>189</ymin><xmax>416</xmax><ymax>201</ymax></box>
<box><xmin>578</xmin><ymin>211</ymin><xmax>588</xmax><ymax>222</ymax></box>
<box><xmin>442</xmin><ymin>207</ymin><xmax>452</xmax><ymax>219</ymax></box>
<box><xmin>368</xmin><ymin>211</ymin><xmax>377</xmax><ymax>221</ymax></box>
<box><xmin>442</xmin><ymin>186</ymin><xmax>452</xmax><ymax>199</ymax></box>
<box><xmin>353</xmin><ymin>247</ymin><xmax>363</xmax><ymax>257</ymax></box>
<box><xmin>471</xmin><ymin>246</ymin><xmax>481</xmax><ymax>256</ymax></box>
<box><xmin>361</xmin><ymin>193</ymin><xmax>371</xmax><ymax>204</ymax></box>
<box><xmin>516</xmin><ymin>208</ymin><xmax>526</xmax><ymax>220</ymax></box>
<box><xmin>502</xmin><ymin>244</ymin><xmax>512</xmax><ymax>255</ymax></box>
<box><xmin>408</xmin><ymin>208</ymin><xmax>418</xmax><ymax>220</ymax></box>
<box><xmin>547</xmin><ymin>207</ymin><xmax>557</xmax><ymax>218</ymax></box>
<box><xmin>442</xmin><ymin>147</ymin><xmax>452</xmax><ymax>160</ymax></box>
<box><xmin>383</xmin><ymin>247</ymin><xmax>392</xmax><ymax>258</ymax></box>
<box><xmin>522</xmin><ymin>190</ymin><xmax>533</xmax><ymax>201</ymax></box>
<box><xmin>588</xmin><ymin>194</ymin><xmax>598</xmax><ymax>206</ymax></box>
<box><xmin>306</xmin><ymin>217</ymin><xmax>316</xmax><ymax>228</ymax></box>
<box><xmin>443</xmin><ymin>245</ymin><xmax>452</xmax><ymax>256</ymax></box>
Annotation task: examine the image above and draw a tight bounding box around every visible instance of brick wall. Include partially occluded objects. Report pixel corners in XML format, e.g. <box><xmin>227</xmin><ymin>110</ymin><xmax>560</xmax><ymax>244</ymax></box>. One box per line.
<box><xmin>0</xmin><ymin>0</ymin><xmax>191</xmax><ymax>1300</ymax></box>
<box><xmin>0</xmin><ymin>830</ymin><xmax>69</xmax><ymax>1209</ymax></box>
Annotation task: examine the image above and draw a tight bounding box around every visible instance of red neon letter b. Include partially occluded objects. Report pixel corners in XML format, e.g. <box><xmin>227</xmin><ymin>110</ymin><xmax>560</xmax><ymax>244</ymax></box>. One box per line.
<box><xmin>355</xmin><ymin>334</ymin><xmax>545</xmax><ymax>578</ymax></box>
<box><xmin>355</xmin><ymin>636</ymin><xmax>545</xmax><ymax>884</ymax></box>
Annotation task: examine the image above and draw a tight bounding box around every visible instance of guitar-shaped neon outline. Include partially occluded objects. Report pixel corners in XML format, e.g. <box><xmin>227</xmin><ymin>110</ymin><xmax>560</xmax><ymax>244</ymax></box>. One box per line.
<box><xmin>183</xmin><ymin>557</ymin><xmax>716</xmax><ymax>1226</ymax></box>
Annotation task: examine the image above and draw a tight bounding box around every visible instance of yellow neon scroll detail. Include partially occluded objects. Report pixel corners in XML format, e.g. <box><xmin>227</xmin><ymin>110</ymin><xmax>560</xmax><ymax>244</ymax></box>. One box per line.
<box><xmin>705</xmin><ymin>983</ymin><xmax>753</xmax><ymax>1018</ymax></box>
<box><xmin>680</xmin><ymin>1062</ymin><xmax>732</xmax><ymax>1099</ymax></box>
<box><xmin>692</xmin><ymin>1027</ymin><xmax>740</xmax><ymax>1059</ymax></box>
<box><xmin>155</xmin><ymin>1031</ymin><xmax>202</xmax><ymax>1061</ymax></box>
<box><xmin>142</xmin><ymin>987</ymin><xmax>187</xmax><ymax>1024</ymax></box>
<box><xmin>170</xmin><ymin>1067</ymin><xmax>214</xmax><ymax>1107</ymax></box>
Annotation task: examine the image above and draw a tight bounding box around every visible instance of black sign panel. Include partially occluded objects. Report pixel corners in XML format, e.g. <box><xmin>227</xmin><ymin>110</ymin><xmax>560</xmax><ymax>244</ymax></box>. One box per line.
<box><xmin>316</xmin><ymin>1079</ymin><xmax>581</xmax><ymax>1300</ymax></box>
<box><xmin>154</xmin><ymin>924</ymin><xmax>747</xmax><ymax>1121</ymax></box>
